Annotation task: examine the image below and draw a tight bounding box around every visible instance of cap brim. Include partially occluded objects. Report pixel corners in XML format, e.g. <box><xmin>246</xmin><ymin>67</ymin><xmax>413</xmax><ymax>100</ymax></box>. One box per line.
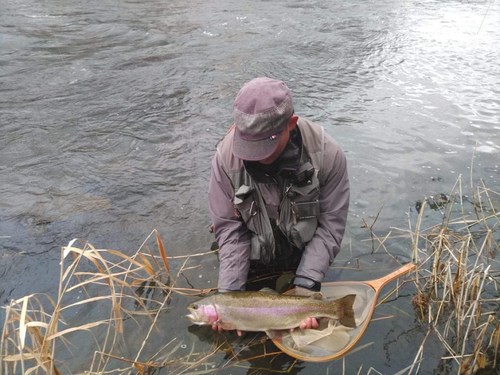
<box><xmin>233</xmin><ymin>127</ymin><xmax>285</xmax><ymax>161</ymax></box>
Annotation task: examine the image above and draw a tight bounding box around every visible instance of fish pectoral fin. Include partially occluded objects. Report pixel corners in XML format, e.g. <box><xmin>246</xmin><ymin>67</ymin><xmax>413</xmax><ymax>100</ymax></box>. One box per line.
<box><xmin>259</xmin><ymin>287</ymin><xmax>280</xmax><ymax>295</ymax></box>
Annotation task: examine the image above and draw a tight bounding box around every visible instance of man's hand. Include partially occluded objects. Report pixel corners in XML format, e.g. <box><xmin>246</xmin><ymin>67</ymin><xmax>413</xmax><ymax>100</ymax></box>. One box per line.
<box><xmin>291</xmin><ymin>286</ymin><xmax>319</xmax><ymax>331</ymax></box>
<box><xmin>298</xmin><ymin>317</ymin><xmax>319</xmax><ymax>330</ymax></box>
<box><xmin>212</xmin><ymin>323</ymin><xmax>243</xmax><ymax>336</ymax></box>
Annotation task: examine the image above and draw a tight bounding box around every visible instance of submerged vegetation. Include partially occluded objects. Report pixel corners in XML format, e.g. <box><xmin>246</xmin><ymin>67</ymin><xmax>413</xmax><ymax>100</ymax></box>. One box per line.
<box><xmin>1</xmin><ymin>176</ymin><xmax>499</xmax><ymax>374</ymax></box>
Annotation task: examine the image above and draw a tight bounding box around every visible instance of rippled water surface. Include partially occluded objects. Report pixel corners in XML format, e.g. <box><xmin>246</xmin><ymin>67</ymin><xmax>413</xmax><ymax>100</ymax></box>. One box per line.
<box><xmin>1</xmin><ymin>0</ymin><xmax>499</xmax><ymax>373</ymax></box>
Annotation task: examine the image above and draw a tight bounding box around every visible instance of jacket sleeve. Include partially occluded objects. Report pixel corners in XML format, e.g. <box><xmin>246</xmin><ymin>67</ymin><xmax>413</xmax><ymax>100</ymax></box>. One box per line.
<box><xmin>208</xmin><ymin>153</ymin><xmax>252</xmax><ymax>292</ymax></box>
<box><xmin>294</xmin><ymin>134</ymin><xmax>350</xmax><ymax>286</ymax></box>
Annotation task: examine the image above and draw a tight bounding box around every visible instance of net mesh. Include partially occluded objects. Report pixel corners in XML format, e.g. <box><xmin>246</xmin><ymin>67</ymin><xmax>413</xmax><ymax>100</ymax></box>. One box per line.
<box><xmin>269</xmin><ymin>284</ymin><xmax>376</xmax><ymax>358</ymax></box>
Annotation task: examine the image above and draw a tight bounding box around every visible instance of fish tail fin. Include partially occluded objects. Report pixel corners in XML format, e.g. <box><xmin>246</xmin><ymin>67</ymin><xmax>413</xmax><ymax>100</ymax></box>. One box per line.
<box><xmin>337</xmin><ymin>294</ymin><xmax>356</xmax><ymax>328</ymax></box>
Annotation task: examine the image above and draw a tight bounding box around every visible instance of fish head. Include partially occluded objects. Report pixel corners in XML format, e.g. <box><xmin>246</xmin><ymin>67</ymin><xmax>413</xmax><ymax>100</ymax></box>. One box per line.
<box><xmin>186</xmin><ymin>298</ymin><xmax>218</xmax><ymax>326</ymax></box>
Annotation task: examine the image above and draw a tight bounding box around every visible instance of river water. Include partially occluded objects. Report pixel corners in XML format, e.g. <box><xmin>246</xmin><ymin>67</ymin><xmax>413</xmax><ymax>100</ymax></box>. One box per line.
<box><xmin>1</xmin><ymin>0</ymin><xmax>499</xmax><ymax>373</ymax></box>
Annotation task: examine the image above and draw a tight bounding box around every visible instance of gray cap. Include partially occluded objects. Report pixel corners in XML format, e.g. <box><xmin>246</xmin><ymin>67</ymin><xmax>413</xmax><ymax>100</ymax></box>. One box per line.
<box><xmin>232</xmin><ymin>77</ymin><xmax>294</xmax><ymax>161</ymax></box>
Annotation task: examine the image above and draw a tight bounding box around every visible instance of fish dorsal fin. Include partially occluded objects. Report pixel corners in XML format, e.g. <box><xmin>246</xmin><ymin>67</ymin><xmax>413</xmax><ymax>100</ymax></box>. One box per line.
<box><xmin>310</xmin><ymin>292</ymin><xmax>324</xmax><ymax>300</ymax></box>
<box><xmin>259</xmin><ymin>287</ymin><xmax>279</xmax><ymax>295</ymax></box>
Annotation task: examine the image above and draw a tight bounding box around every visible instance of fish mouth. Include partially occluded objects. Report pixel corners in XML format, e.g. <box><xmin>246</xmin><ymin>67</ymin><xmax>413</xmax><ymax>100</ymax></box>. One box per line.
<box><xmin>186</xmin><ymin>314</ymin><xmax>206</xmax><ymax>326</ymax></box>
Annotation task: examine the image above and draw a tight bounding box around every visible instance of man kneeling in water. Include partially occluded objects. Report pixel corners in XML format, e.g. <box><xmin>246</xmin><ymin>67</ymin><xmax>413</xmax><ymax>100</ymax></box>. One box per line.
<box><xmin>208</xmin><ymin>77</ymin><xmax>350</xmax><ymax>334</ymax></box>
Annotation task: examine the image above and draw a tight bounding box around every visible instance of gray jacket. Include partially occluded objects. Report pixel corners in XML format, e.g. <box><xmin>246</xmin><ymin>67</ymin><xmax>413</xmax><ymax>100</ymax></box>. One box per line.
<box><xmin>209</xmin><ymin>118</ymin><xmax>350</xmax><ymax>292</ymax></box>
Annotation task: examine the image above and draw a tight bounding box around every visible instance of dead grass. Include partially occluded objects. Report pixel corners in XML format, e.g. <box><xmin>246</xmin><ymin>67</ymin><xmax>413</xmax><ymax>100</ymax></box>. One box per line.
<box><xmin>2</xmin><ymin>174</ymin><xmax>499</xmax><ymax>374</ymax></box>
<box><xmin>387</xmin><ymin>176</ymin><xmax>500</xmax><ymax>375</ymax></box>
<box><xmin>0</xmin><ymin>229</ymin><xmax>221</xmax><ymax>375</ymax></box>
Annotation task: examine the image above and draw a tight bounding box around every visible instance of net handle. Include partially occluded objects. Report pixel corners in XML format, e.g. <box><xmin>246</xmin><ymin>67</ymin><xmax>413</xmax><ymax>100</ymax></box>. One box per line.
<box><xmin>364</xmin><ymin>263</ymin><xmax>416</xmax><ymax>290</ymax></box>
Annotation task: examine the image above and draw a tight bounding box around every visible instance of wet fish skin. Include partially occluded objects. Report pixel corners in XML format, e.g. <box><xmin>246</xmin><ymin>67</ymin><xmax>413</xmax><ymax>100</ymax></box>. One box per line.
<box><xmin>186</xmin><ymin>291</ymin><xmax>356</xmax><ymax>331</ymax></box>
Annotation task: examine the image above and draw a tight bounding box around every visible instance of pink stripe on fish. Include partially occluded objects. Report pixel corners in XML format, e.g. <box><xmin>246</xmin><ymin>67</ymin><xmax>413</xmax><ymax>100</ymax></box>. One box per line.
<box><xmin>226</xmin><ymin>306</ymin><xmax>318</xmax><ymax>315</ymax></box>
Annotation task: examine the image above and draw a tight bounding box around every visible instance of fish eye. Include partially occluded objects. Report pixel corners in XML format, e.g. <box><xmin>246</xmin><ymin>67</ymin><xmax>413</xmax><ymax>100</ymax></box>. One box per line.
<box><xmin>192</xmin><ymin>303</ymin><xmax>198</xmax><ymax>310</ymax></box>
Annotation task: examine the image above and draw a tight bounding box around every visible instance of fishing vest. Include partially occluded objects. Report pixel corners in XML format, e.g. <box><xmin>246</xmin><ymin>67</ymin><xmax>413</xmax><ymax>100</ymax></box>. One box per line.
<box><xmin>216</xmin><ymin>118</ymin><xmax>325</xmax><ymax>263</ymax></box>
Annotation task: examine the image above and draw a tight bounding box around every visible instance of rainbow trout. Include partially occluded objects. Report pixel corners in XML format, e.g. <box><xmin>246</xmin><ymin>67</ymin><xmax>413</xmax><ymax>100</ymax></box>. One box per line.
<box><xmin>186</xmin><ymin>290</ymin><xmax>356</xmax><ymax>331</ymax></box>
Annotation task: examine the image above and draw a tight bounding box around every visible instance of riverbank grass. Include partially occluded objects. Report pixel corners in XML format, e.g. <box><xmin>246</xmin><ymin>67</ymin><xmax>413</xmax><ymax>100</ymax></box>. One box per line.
<box><xmin>0</xmin><ymin>230</ymin><xmax>218</xmax><ymax>374</ymax></box>
<box><xmin>404</xmin><ymin>177</ymin><xmax>500</xmax><ymax>374</ymax></box>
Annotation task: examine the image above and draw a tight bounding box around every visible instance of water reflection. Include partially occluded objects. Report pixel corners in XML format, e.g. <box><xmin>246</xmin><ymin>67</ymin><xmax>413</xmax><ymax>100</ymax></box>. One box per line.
<box><xmin>187</xmin><ymin>325</ymin><xmax>305</xmax><ymax>374</ymax></box>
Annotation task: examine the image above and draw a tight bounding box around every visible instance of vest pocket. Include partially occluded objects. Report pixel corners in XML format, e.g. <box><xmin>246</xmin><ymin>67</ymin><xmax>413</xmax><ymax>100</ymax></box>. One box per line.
<box><xmin>291</xmin><ymin>200</ymin><xmax>320</xmax><ymax>221</ymax></box>
<box><xmin>290</xmin><ymin>169</ymin><xmax>320</xmax><ymax>197</ymax></box>
<box><xmin>233</xmin><ymin>185</ymin><xmax>258</xmax><ymax>234</ymax></box>
<box><xmin>290</xmin><ymin>217</ymin><xmax>318</xmax><ymax>249</ymax></box>
<box><xmin>281</xmin><ymin>170</ymin><xmax>321</xmax><ymax>249</ymax></box>
<box><xmin>234</xmin><ymin>184</ymin><xmax>276</xmax><ymax>263</ymax></box>
<box><xmin>250</xmin><ymin>235</ymin><xmax>261</xmax><ymax>260</ymax></box>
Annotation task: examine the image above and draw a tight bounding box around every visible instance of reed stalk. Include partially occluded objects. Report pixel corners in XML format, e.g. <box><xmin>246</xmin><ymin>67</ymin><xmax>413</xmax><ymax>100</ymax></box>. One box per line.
<box><xmin>396</xmin><ymin>176</ymin><xmax>500</xmax><ymax>374</ymax></box>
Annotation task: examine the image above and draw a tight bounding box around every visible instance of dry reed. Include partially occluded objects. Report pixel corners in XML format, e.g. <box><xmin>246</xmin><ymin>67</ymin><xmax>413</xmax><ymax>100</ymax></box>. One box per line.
<box><xmin>1</xmin><ymin>229</ymin><xmax>218</xmax><ymax>374</ymax></box>
<box><xmin>389</xmin><ymin>176</ymin><xmax>500</xmax><ymax>374</ymax></box>
<box><xmin>2</xmin><ymin>175</ymin><xmax>498</xmax><ymax>375</ymax></box>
